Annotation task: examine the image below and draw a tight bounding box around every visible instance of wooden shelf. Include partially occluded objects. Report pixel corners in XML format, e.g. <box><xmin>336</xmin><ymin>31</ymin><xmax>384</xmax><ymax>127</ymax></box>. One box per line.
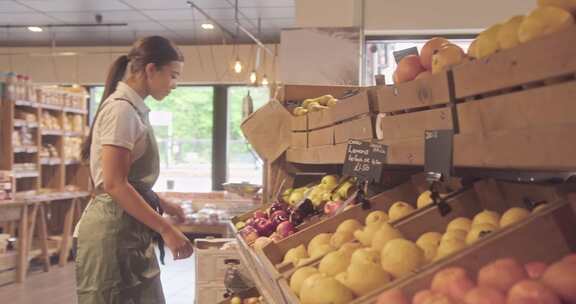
<box><xmin>40</xmin><ymin>158</ymin><xmax>62</xmax><ymax>165</ymax></box>
<box><xmin>63</xmin><ymin>131</ymin><xmax>83</xmax><ymax>137</ymax></box>
<box><xmin>13</xmin><ymin>171</ymin><xmax>39</xmax><ymax>179</ymax></box>
<box><xmin>64</xmin><ymin>159</ymin><xmax>81</xmax><ymax>165</ymax></box>
<box><xmin>41</xmin><ymin>129</ymin><xmax>63</xmax><ymax>136</ymax></box>
<box><xmin>40</xmin><ymin>103</ymin><xmax>63</xmax><ymax>112</ymax></box>
<box><xmin>63</xmin><ymin>107</ymin><xmax>87</xmax><ymax>114</ymax></box>
<box><xmin>13</xmin><ymin>119</ymin><xmax>38</xmax><ymax>128</ymax></box>
<box><xmin>13</xmin><ymin>146</ymin><xmax>38</xmax><ymax>154</ymax></box>
<box><xmin>14</xmin><ymin>100</ymin><xmax>38</xmax><ymax>108</ymax></box>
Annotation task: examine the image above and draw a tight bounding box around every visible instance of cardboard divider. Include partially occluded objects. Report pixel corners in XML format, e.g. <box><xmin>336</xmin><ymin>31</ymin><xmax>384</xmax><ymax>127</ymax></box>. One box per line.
<box><xmin>375</xmin><ymin>71</ymin><xmax>450</xmax><ymax>114</ymax></box>
<box><xmin>453</xmin><ymin>25</ymin><xmax>576</xmax><ymax>99</ymax></box>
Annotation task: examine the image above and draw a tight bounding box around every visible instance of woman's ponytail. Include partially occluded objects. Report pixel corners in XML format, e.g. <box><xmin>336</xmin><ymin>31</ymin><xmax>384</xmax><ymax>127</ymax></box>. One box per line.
<box><xmin>81</xmin><ymin>55</ymin><xmax>129</xmax><ymax>161</ymax></box>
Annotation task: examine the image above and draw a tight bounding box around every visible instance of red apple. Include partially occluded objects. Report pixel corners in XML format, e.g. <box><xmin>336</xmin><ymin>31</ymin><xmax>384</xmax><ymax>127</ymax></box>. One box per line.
<box><xmin>395</xmin><ymin>55</ymin><xmax>425</xmax><ymax>83</ymax></box>
<box><xmin>324</xmin><ymin>201</ymin><xmax>342</xmax><ymax>216</ymax></box>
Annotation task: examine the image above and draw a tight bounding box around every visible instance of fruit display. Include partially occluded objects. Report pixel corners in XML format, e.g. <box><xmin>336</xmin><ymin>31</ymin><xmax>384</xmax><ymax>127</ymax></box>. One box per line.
<box><xmin>392</xmin><ymin>38</ymin><xmax>466</xmax><ymax>84</ymax></box>
<box><xmin>291</xmin><ymin>95</ymin><xmax>339</xmax><ymax>117</ymax></box>
<box><xmin>375</xmin><ymin>251</ymin><xmax>576</xmax><ymax>304</ymax></box>
<box><xmin>228</xmin><ymin>296</ymin><xmax>263</xmax><ymax>304</ymax></box>
<box><xmin>469</xmin><ymin>1</ymin><xmax>575</xmax><ymax>59</ymax></box>
<box><xmin>236</xmin><ymin>175</ymin><xmax>357</xmax><ymax>246</ymax></box>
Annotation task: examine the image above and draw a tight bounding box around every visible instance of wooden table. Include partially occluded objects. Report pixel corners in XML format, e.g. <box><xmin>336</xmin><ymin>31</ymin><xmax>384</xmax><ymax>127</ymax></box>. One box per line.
<box><xmin>0</xmin><ymin>200</ymin><xmax>28</xmax><ymax>283</ymax></box>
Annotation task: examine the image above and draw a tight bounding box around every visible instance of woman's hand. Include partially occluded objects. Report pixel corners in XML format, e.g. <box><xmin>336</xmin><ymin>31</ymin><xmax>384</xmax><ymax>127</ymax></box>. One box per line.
<box><xmin>161</xmin><ymin>225</ymin><xmax>194</xmax><ymax>260</ymax></box>
<box><xmin>160</xmin><ymin>197</ymin><xmax>186</xmax><ymax>223</ymax></box>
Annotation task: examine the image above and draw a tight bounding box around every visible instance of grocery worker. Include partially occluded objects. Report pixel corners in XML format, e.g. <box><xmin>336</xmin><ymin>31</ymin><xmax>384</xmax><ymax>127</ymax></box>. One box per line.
<box><xmin>75</xmin><ymin>36</ymin><xmax>194</xmax><ymax>304</ymax></box>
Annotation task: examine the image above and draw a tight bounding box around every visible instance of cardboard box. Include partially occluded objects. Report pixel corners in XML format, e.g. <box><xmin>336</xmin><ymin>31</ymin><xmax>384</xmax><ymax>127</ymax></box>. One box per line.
<box><xmin>240</xmin><ymin>100</ymin><xmax>292</xmax><ymax>162</ymax></box>
<box><xmin>453</xmin><ymin>25</ymin><xmax>576</xmax><ymax>99</ymax></box>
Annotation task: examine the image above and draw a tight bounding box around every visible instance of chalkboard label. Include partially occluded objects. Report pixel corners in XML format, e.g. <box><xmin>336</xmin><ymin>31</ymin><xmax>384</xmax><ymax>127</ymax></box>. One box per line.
<box><xmin>343</xmin><ymin>140</ymin><xmax>388</xmax><ymax>183</ymax></box>
<box><xmin>424</xmin><ymin>129</ymin><xmax>454</xmax><ymax>182</ymax></box>
<box><xmin>393</xmin><ymin>47</ymin><xmax>419</xmax><ymax>63</ymax></box>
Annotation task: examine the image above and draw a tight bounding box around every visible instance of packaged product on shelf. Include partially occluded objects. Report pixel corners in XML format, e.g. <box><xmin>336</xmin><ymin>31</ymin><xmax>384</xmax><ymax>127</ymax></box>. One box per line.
<box><xmin>41</xmin><ymin>112</ymin><xmax>61</xmax><ymax>130</ymax></box>
<box><xmin>64</xmin><ymin>137</ymin><xmax>82</xmax><ymax>161</ymax></box>
<box><xmin>4</xmin><ymin>72</ymin><xmax>17</xmax><ymax>101</ymax></box>
<box><xmin>0</xmin><ymin>171</ymin><xmax>13</xmax><ymax>201</ymax></box>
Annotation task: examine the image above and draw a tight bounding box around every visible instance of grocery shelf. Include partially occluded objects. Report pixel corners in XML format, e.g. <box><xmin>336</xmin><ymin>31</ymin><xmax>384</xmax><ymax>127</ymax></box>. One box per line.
<box><xmin>14</xmin><ymin>100</ymin><xmax>38</xmax><ymax>108</ymax></box>
<box><xmin>41</xmin><ymin>129</ymin><xmax>63</xmax><ymax>136</ymax></box>
<box><xmin>63</xmin><ymin>131</ymin><xmax>83</xmax><ymax>137</ymax></box>
<box><xmin>40</xmin><ymin>157</ymin><xmax>62</xmax><ymax>165</ymax></box>
<box><xmin>41</xmin><ymin>103</ymin><xmax>63</xmax><ymax>112</ymax></box>
<box><xmin>13</xmin><ymin>171</ymin><xmax>39</xmax><ymax>179</ymax></box>
<box><xmin>13</xmin><ymin>146</ymin><xmax>38</xmax><ymax>154</ymax></box>
<box><xmin>63</xmin><ymin>107</ymin><xmax>87</xmax><ymax>114</ymax></box>
<box><xmin>64</xmin><ymin>159</ymin><xmax>81</xmax><ymax>165</ymax></box>
<box><xmin>13</xmin><ymin>119</ymin><xmax>38</xmax><ymax>128</ymax></box>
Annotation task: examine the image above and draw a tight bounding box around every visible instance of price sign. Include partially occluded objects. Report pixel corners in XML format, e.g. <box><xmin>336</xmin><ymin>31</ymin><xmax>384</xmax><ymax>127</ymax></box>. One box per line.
<box><xmin>393</xmin><ymin>47</ymin><xmax>419</xmax><ymax>63</ymax></box>
<box><xmin>424</xmin><ymin>129</ymin><xmax>454</xmax><ymax>182</ymax></box>
<box><xmin>343</xmin><ymin>140</ymin><xmax>388</xmax><ymax>183</ymax></box>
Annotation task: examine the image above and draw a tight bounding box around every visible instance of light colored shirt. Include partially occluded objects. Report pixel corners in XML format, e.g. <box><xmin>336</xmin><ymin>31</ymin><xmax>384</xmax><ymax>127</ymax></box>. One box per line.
<box><xmin>89</xmin><ymin>81</ymin><xmax>151</xmax><ymax>189</ymax></box>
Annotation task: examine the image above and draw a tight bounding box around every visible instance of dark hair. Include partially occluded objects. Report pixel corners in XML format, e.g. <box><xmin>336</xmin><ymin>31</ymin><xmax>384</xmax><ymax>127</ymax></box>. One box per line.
<box><xmin>82</xmin><ymin>36</ymin><xmax>184</xmax><ymax>161</ymax></box>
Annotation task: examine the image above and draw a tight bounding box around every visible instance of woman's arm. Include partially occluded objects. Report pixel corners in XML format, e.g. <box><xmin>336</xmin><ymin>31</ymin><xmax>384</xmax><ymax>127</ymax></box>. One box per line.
<box><xmin>101</xmin><ymin>145</ymin><xmax>193</xmax><ymax>259</ymax></box>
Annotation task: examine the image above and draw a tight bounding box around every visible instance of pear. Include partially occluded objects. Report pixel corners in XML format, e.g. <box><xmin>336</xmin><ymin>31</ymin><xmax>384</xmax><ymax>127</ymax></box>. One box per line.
<box><xmin>418</xmin><ymin>242</ymin><xmax>439</xmax><ymax>264</ymax></box>
<box><xmin>310</xmin><ymin>244</ymin><xmax>335</xmax><ymax>259</ymax></box>
<box><xmin>446</xmin><ymin>217</ymin><xmax>472</xmax><ymax>232</ymax></box>
<box><xmin>336</xmin><ymin>219</ymin><xmax>363</xmax><ymax>234</ymax></box>
<box><xmin>338</xmin><ymin>242</ymin><xmax>363</xmax><ymax>257</ymax></box>
<box><xmin>308</xmin><ymin>233</ymin><xmax>333</xmax><ymax>257</ymax></box>
<box><xmin>381</xmin><ymin>239</ymin><xmax>424</xmax><ymax>279</ymax></box>
<box><xmin>337</xmin><ymin>264</ymin><xmax>391</xmax><ymax>296</ymax></box>
<box><xmin>371</xmin><ymin>223</ymin><xmax>404</xmax><ymax>251</ymax></box>
<box><xmin>292</xmin><ymin>107</ymin><xmax>308</xmax><ymax>116</ymax></box>
<box><xmin>288</xmin><ymin>191</ymin><xmax>304</xmax><ymax>206</ymax></box>
<box><xmin>518</xmin><ymin>6</ymin><xmax>574</xmax><ymax>43</ymax></box>
<box><xmin>354</xmin><ymin>224</ymin><xmax>380</xmax><ymax>246</ymax></box>
<box><xmin>321</xmin><ymin>175</ymin><xmax>338</xmax><ymax>187</ymax></box>
<box><xmin>283</xmin><ymin>244</ymin><xmax>308</xmax><ymax>265</ymax></box>
<box><xmin>441</xmin><ymin>229</ymin><xmax>468</xmax><ymax>243</ymax></box>
<box><xmin>330</xmin><ymin>231</ymin><xmax>355</xmax><ymax>249</ymax></box>
<box><xmin>476</xmin><ymin>24</ymin><xmax>503</xmax><ymax>58</ymax></box>
<box><xmin>498</xmin><ymin>15</ymin><xmax>525</xmax><ymax>49</ymax></box>
<box><xmin>466</xmin><ymin>223</ymin><xmax>498</xmax><ymax>245</ymax></box>
<box><xmin>290</xmin><ymin>266</ymin><xmax>319</xmax><ymax>296</ymax></box>
<box><xmin>434</xmin><ymin>239</ymin><xmax>467</xmax><ymax>261</ymax></box>
<box><xmin>417</xmin><ymin>191</ymin><xmax>434</xmax><ymax>209</ymax></box>
<box><xmin>388</xmin><ymin>201</ymin><xmax>416</xmax><ymax>222</ymax></box>
<box><xmin>319</xmin><ymin>250</ymin><xmax>352</xmax><ymax>276</ymax></box>
<box><xmin>300</xmin><ymin>273</ymin><xmax>354</xmax><ymax>304</ymax></box>
<box><xmin>472</xmin><ymin>210</ymin><xmax>500</xmax><ymax>227</ymax></box>
<box><xmin>538</xmin><ymin>0</ymin><xmax>576</xmax><ymax>13</ymax></box>
<box><xmin>365</xmin><ymin>210</ymin><xmax>389</xmax><ymax>227</ymax></box>
<box><xmin>417</xmin><ymin>232</ymin><xmax>442</xmax><ymax>248</ymax></box>
<box><xmin>350</xmin><ymin>247</ymin><xmax>381</xmax><ymax>267</ymax></box>
<box><xmin>431</xmin><ymin>43</ymin><xmax>466</xmax><ymax>74</ymax></box>
<box><xmin>500</xmin><ymin>207</ymin><xmax>530</xmax><ymax>228</ymax></box>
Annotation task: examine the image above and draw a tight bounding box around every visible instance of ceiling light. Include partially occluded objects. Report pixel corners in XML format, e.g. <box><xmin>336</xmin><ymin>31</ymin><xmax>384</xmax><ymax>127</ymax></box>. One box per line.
<box><xmin>201</xmin><ymin>23</ymin><xmax>214</xmax><ymax>30</ymax></box>
<box><xmin>27</xmin><ymin>26</ymin><xmax>43</xmax><ymax>32</ymax></box>
<box><xmin>261</xmin><ymin>75</ymin><xmax>269</xmax><ymax>86</ymax></box>
<box><xmin>234</xmin><ymin>58</ymin><xmax>243</xmax><ymax>74</ymax></box>
<box><xmin>249</xmin><ymin>70</ymin><xmax>257</xmax><ymax>84</ymax></box>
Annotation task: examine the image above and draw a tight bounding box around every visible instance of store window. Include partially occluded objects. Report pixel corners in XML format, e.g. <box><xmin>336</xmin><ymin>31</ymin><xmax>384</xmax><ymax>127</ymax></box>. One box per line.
<box><xmin>365</xmin><ymin>38</ymin><xmax>473</xmax><ymax>86</ymax></box>
<box><xmin>89</xmin><ymin>86</ymin><xmax>214</xmax><ymax>192</ymax></box>
<box><xmin>227</xmin><ymin>86</ymin><xmax>270</xmax><ymax>185</ymax></box>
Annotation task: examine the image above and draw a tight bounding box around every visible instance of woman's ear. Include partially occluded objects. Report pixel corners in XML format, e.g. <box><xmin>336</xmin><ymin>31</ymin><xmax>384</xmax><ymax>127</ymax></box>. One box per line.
<box><xmin>144</xmin><ymin>62</ymin><xmax>157</xmax><ymax>79</ymax></box>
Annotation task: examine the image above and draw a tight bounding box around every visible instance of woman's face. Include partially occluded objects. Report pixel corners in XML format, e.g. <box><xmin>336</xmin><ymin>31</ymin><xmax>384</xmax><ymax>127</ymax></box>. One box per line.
<box><xmin>145</xmin><ymin>61</ymin><xmax>183</xmax><ymax>101</ymax></box>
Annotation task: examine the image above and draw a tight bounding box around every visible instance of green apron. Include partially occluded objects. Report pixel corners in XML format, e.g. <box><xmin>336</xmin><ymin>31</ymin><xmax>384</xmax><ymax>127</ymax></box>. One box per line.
<box><xmin>76</xmin><ymin>98</ymin><xmax>165</xmax><ymax>304</ymax></box>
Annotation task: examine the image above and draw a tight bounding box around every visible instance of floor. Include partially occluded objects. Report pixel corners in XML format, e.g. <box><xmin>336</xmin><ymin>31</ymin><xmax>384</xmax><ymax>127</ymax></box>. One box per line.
<box><xmin>0</xmin><ymin>251</ymin><xmax>197</xmax><ymax>304</ymax></box>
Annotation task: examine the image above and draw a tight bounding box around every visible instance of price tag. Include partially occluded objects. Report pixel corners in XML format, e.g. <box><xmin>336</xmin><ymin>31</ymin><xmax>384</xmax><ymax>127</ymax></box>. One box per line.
<box><xmin>393</xmin><ymin>47</ymin><xmax>419</xmax><ymax>64</ymax></box>
<box><xmin>343</xmin><ymin>140</ymin><xmax>387</xmax><ymax>183</ymax></box>
<box><xmin>424</xmin><ymin>129</ymin><xmax>454</xmax><ymax>182</ymax></box>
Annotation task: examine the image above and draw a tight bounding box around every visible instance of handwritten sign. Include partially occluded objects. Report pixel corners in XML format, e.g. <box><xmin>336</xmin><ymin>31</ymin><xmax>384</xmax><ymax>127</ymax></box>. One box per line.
<box><xmin>343</xmin><ymin>140</ymin><xmax>388</xmax><ymax>183</ymax></box>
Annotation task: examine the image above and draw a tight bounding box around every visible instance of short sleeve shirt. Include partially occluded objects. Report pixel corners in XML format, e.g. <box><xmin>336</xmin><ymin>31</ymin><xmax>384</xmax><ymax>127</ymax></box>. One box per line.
<box><xmin>90</xmin><ymin>82</ymin><xmax>151</xmax><ymax>189</ymax></box>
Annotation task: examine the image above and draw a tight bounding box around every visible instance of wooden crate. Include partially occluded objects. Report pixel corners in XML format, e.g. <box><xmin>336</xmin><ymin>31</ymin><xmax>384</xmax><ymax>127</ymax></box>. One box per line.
<box><xmin>0</xmin><ymin>251</ymin><xmax>17</xmax><ymax>286</ymax></box>
<box><xmin>308</xmin><ymin>126</ymin><xmax>335</xmax><ymax>147</ymax></box>
<box><xmin>290</xmin><ymin>132</ymin><xmax>308</xmax><ymax>148</ymax></box>
<box><xmin>194</xmin><ymin>238</ymin><xmax>247</xmax><ymax>285</ymax></box>
<box><xmin>374</xmin><ymin>71</ymin><xmax>450</xmax><ymax>114</ymax></box>
<box><xmin>274</xmin><ymin>182</ymin><xmax>567</xmax><ymax>303</ymax></box>
<box><xmin>453</xmin><ymin>25</ymin><xmax>576</xmax><ymax>99</ymax></box>
<box><xmin>334</xmin><ymin>116</ymin><xmax>374</xmax><ymax>144</ymax></box>
<box><xmin>356</xmin><ymin>199</ymin><xmax>576</xmax><ymax>303</ymax></box>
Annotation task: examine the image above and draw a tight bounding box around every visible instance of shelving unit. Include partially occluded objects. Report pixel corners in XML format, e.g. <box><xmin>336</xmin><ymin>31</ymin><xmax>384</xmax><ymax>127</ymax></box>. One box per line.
<box><xmin>1</xmin><ymin>79</ymin><xmax>91</xmax><ymax>282</ymax></box>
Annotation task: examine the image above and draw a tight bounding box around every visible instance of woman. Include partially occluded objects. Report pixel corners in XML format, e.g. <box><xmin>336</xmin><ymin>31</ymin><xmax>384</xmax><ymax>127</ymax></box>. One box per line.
<box><xmin>76</xmin><ymin>36</ymin><xmax>194</xmax><ymax>304</ymax></box>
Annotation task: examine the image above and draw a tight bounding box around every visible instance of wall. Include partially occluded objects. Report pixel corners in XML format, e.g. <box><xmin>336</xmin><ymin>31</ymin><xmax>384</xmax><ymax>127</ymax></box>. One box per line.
<box><xmin>0</xmin><ymin>44</ymin><xmax>279</xmax><ymax>85</ymax></box>
<box><xmin>296</xmin><ymin>0</ymin><xmax>534</xmax><ymax>34</ymax></box>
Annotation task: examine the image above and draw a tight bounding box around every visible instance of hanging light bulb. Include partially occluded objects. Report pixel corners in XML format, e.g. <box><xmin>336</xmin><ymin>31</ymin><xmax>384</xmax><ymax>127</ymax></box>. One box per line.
<box><xmin>261</xmin><ymin>74</ymin><xmax>269</xmax><ymax>86</ymax></box>
<box><xmin>234</xmin><ymin>57</ymin><xmax>243</xmax><ymax>74</ymax></box>
<box><xmin>249</xmin><ymin>70</ymin><xmax>257</xmax><ymax>84</ymax></box>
